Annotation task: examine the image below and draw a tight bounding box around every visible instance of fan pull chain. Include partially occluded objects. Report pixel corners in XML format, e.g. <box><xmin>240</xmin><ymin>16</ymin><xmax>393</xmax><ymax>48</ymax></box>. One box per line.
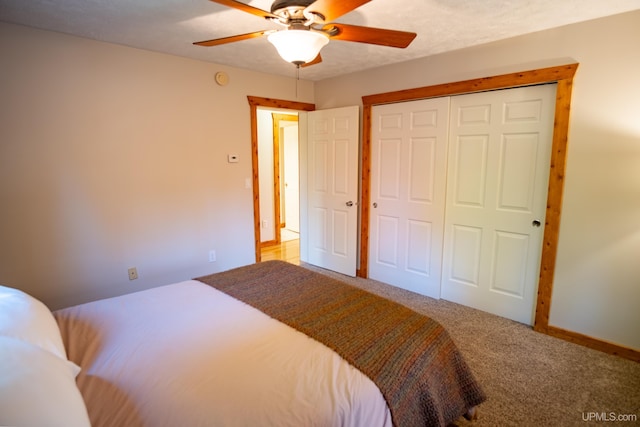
<box><xmin>295</xmin><ymin>65</ymin><xmax>300</xmax><ymax>99</ymax></box>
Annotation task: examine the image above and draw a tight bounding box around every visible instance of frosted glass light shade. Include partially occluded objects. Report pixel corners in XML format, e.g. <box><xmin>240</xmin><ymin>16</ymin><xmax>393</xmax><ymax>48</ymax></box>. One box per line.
<box><xmin>267</xmin><ymin>30</ymin><xmax>329</xmax><ymax>65</ymax></box>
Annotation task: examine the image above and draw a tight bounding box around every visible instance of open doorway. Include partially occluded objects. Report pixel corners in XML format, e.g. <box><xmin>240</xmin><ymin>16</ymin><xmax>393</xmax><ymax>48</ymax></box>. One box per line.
<box><xmin>259</xmin><ymin>111</ymin><xmax>300</xmax><ymax>264</ymax></box>
<box><xmin>247</xmin><ymin>96</ymin><xmax>314</xmax><ymax>264</ymax></box>
<box><xmin>248</xmin><ymin>97</ymin><xmax>360</xmax><ymax>276</ymax></box>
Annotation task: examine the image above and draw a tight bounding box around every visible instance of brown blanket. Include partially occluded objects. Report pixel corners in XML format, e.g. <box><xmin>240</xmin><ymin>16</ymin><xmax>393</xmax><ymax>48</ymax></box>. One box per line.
<box><xmin>197</xmin><ymin>261</ymin><xmax>485</xmax><ymax>427</ymax></box>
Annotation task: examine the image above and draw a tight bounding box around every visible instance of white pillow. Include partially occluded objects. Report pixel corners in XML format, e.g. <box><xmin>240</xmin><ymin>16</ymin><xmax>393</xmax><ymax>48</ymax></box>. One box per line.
<box><xmin>0</xmin><ymin>284</ymin><xmax>68</xmax><ymax>360</ymax></box>
<box><xmin>0</xmin><ymin>336</ymin><xmax>91</xmax><ymax>427</ymax></box>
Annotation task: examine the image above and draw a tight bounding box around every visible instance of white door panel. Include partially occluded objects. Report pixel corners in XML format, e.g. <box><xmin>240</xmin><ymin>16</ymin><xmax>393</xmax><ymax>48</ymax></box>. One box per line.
<box><xmin>306</xmin><ymin>106</ymin><xmax>359</xmax><ymax>276</ymax></box>
<box><xmin>441</xmin><ymin>84</ymin><xmax>557</xmax><ymax>325</ymax></box>
<box><xmin>370</xmin><ymin>97</ymin><xmax>450</xmax><ymax>297</ymax></box>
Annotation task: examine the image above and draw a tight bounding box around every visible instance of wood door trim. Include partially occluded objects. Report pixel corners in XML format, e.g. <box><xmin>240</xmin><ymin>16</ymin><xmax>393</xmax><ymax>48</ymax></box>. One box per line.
<box><xmin>362</xmin><ymin>64</ymin><xmax>578</xmax><ymax>105</ymax></box>
<box><xmin>359</xmin><ymin>63</ymin><xmax>632</xmax><ymax>361</ymax></box>
<box><xmin>247</xmin><ymin>96</ymin><xmax>315</xmax><ymax>263</ymax></box>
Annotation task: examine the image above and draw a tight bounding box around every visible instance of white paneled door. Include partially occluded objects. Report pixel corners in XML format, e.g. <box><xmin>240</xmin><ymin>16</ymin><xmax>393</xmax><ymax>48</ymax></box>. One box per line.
<box><xmin>306</xmin><ymin>106</ymin><xmax>359</xmax><ymax>276</ymax></box>
<box><xmin>440</xmin><ymin>84</ymin><xmax>556</xmax><ymax>325</ymax></box>
<box><xmin>369</xmin><ymin>97</ymin><xmax>451</xmax><ymax>298</ymax></box>
<box><xmin>368</xmin><ymin>84</ymin><xmax>556</xmax><ymax>324</ymax></box>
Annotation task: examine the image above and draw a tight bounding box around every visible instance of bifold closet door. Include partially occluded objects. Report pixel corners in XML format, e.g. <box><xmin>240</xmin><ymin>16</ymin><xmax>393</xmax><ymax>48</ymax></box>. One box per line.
<box><xmin>369</xmin><ymin>97</ymin><xmax>450</xmax><ymax>298</ymax></box>
<box><xmin>440</xmin><ymin>84</ymin><xmax>557</xmax><ymax>325</ymax></box>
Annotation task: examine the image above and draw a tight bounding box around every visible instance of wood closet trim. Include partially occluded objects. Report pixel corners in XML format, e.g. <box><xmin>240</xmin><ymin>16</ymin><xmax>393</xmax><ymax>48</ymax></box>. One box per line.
<box><xmin>360</xmin><ymin>64</ymin><xmax>637</xmax><ymax>361</ymax></box>
<box><xmin>247</xmin><ymin>96</ymin><xmax>315</xmax><ymax>263</ymax></box>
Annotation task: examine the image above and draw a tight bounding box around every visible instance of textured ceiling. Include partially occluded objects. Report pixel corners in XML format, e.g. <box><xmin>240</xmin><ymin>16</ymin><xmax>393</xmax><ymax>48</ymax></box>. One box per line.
<box><xmin>1</xmin><ymin>0</ymin><xmax>638</xmax><ymax>81</ymax></box>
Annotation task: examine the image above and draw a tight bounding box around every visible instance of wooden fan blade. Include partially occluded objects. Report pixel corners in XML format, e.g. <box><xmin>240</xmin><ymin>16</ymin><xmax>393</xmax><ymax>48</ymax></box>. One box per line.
<box><xmin>305</xmin><ymin>0</ymin><xmax>371</xmax><ymax>22</ymax></box>
<box><xmin>208</xmin><ymin>0</ymin><xmax>278</xmax><ymax>19</ymax></box>
<box><xmin>301</xmin><ymin>54</ymin><xmax>323</xmax><ymax>67</ymax></box>
<box><xmin>324</xmin><ymin>23</ymin><xmax>416</xmax><ymax>48</ymax></box>
<box><xmin>193</xmin><ymin>30</ymin><xmax>272</xmax><ymax>47</ymax></box>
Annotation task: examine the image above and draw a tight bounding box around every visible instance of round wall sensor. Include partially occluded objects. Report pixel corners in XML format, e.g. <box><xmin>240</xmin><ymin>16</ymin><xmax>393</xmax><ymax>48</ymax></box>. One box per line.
<box><xmin>215</xmin><ymin>71</ymin><xmax>229</xmax><ymax>86</ymax></box>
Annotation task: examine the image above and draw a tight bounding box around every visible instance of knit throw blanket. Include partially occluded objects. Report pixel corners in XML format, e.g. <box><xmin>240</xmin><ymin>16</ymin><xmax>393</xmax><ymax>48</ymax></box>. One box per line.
<box><xmin>197</xmin><ymin>261</ymin><xmax>485</xmax><ymax>427</ymax></box>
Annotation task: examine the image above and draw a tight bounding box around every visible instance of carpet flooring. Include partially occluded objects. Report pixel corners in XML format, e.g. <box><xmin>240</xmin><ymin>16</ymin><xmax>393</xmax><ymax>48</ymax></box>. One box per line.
<box><xmin>301</xmin><ymin>263</ymin><xmax>640</xmax><ymax>427</ymax></box>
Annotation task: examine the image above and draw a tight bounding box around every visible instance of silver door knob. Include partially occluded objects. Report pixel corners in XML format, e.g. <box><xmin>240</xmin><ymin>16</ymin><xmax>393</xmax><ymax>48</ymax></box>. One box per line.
<box><xmin>346</xmin><ymin>201</ymin><xmax>354</xmax><ymax>207</ymax></box>
<box><xmin>532</xmin><ymin>220</ymin><xmax>541</xmax><ymax>227</ymax></box>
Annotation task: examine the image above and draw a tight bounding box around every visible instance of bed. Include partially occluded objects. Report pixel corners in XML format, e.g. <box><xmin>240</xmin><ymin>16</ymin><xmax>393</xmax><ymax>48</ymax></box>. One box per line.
<box><xmin>1</xmin><ymin>260</ymin><xmax>485</xmax><ymax>427</ymax></box>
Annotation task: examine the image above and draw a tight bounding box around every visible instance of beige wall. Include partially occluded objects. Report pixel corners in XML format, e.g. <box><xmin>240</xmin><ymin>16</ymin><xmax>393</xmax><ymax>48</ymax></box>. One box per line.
<box><xmin>0</xmin><ymin>22</ymin><xmax>313</xmax><ymax>309</ymax></box>
<box><xmin>315</xmin><ymin>11</ymin><xmax>640</xmax><ymax>350</ymax></box>
<box><xmin>2</xmin><ymin>11</ymin><xmax>638</xmax><ymax>351</ymax></box>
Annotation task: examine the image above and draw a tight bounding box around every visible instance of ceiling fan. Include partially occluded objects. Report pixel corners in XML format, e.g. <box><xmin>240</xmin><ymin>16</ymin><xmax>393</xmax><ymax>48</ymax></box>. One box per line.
<box><xmin>194</xmin><ymin>0</ymin><xmax>417</xmax><ymax>67</ymax></box>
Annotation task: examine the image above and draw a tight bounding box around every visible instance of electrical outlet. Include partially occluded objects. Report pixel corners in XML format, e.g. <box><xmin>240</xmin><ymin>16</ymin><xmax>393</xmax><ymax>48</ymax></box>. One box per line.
<box><xmin>208</xmin><ymin>250</ymin><xmax>216</xmax><ymax>263</ymax></box>
<box><xmin>128</xmin><ymin>267</ymin><xmax>138</xmax><ymax>281</ymax></box>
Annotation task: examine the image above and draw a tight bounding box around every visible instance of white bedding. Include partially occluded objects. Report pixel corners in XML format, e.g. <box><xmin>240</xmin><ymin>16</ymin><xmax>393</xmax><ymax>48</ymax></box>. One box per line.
<box><xmin>54</xmin><ymin>280</ymin><xmax>393</xmax><ymax>427</ymax></box>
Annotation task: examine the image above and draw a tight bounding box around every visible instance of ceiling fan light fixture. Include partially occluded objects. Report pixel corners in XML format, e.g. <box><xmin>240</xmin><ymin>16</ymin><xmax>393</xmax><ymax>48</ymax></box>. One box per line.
<box><xmin>267</xmin><ymin>29</ymin><xmax>329</xmax><ymax>65</ymax></box>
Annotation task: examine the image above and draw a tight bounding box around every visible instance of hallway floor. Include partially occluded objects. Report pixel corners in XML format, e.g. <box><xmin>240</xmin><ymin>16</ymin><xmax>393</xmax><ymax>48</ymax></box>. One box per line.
<box><xmin>261</xmin><ymin>237</ymin><xmax>299</xmax><ymax>265</ymax></box>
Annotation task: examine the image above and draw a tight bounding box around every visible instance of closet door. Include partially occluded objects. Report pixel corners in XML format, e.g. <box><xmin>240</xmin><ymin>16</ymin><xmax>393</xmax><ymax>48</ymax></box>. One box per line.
<box><xmin>369</xmin><ymin>97</ymin><xmax>450</xmax><ymax>298</ymax></box>
<box><xmin>440</xmin><ymin>84</ymin><xmax>557</xmax><ymax>325</ymax></box>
